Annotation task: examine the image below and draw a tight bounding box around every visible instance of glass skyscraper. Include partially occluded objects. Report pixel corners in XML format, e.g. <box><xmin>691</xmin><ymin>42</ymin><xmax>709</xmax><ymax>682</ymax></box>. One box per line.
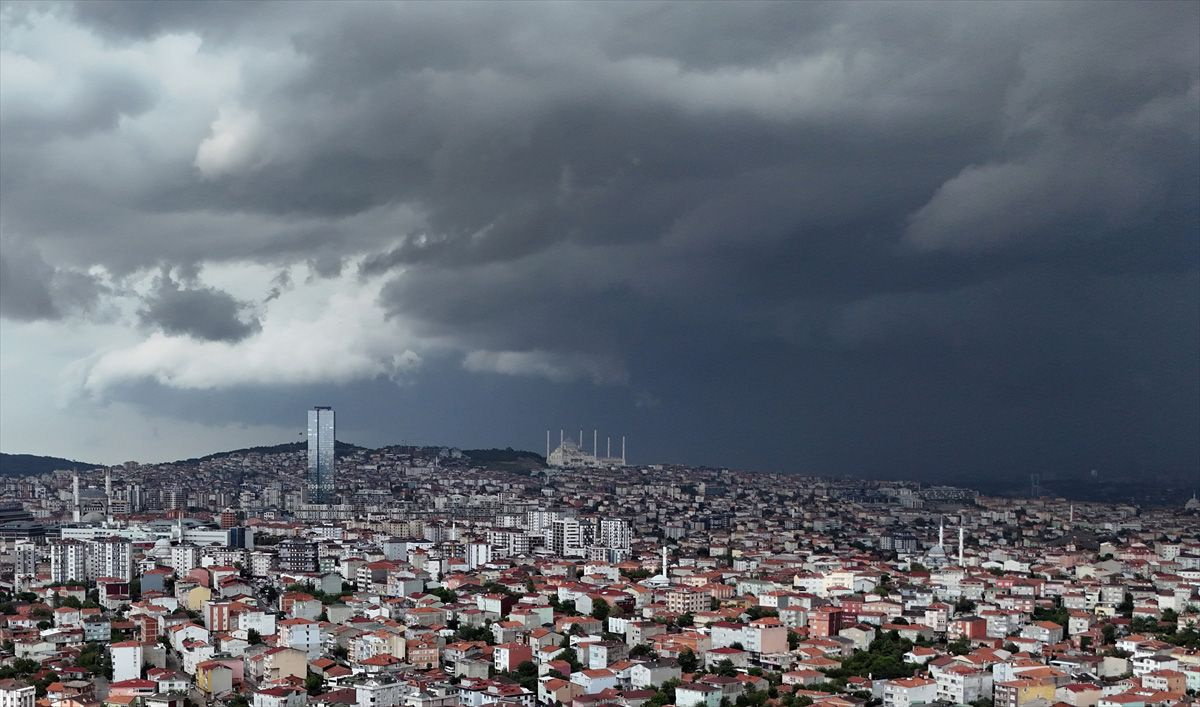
<box><xmin>307</xmin><ymin>406</ymin><xmax>335</xmax><ymax>504</ymax></box>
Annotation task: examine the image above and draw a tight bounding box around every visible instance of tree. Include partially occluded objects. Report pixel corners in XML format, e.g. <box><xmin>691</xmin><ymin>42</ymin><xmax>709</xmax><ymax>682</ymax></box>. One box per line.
<box><xmin>787</xmin><ymin>632</ymin><xmax>801</xmax><ymax>650</ymax></box>
<box><xmin>947</xmin><ymin>637</ymin><xmax>971</xmax><ymax>655</ymax></box>
<box><xmin>247</xmin><ymin>629</ymin><xmax>263</xmax><ymax>645</ymax></box>
<box><xmin>646</xmin><ymin>678</ymin><xmax>681</xmax><ymax>707</ymax></box>
<box><xmin>630</xmin><ymin>644</ymin><xmax>657</xmax><ymax>659</ymax></box>
<box><xmin>1032</xmin><ymin>600</ymin><xmax>1069</xmax><ymax>631</ymax></box>
<box><xmin>33</xmin><ymin>671</ymin><xmax>59</xmax><ymax>698</ymax></box>
<box><xmin>591</xmin><ymin>598</ymin><xmax>610</xmax><ymax>622</ymax></box>
<box><xmin>677</xmin><ymin>648</ymin><xmax>699</xmax><ymax>673</ymax></box>
<box><xmin>677</xmin><ymin>613</ymin><xmax>694</xmax><ymax>627</ymax></box>
<box><xmin>514</xmin><ymin>660</ymin><xmax>538</xmax><ymax>691</ymax></box>
<box><xmin>0</xmin><ymin>658</ymin><xmax>40</xmax><ymax>679</ymax></box>
<box><xmin>714</xmin><ymin>659</ymin><xmax>738</xmax><ymax>677</ymax></box>
<box><xmin>305</xmin><ymin>672</ymin><xmax>325</xmax><ymax>696</ymax></box>
<box><xmin>227</xmin><ymin>696</ymin><xmax>250</xmax><ymax>707</ymax></box>
<box><xmin>954</xmin><ymin>598</ymin><xmax>977</xmax><ymax>614</ymax></box>
<box><xmin>1117</xmin><ymin>593</ymin><xmax>1134</xmax><ymax>618</ymax></box>
<box><xmin>559</xmin><ymin>647</ymin><xmax>583</xmax><ymax>672</ymax></box>
<box><xmin>826</xmin><ymin>631</ymin><xmax>916</xmax><ymax>680</ymax></box>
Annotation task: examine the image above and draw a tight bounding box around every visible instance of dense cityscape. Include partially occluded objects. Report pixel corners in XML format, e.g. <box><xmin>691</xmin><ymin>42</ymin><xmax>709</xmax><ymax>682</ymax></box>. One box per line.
<box><xmin>1</xmin><ymin>407</ymin><xmax>1198</xmax><ymax>707</ymax></box>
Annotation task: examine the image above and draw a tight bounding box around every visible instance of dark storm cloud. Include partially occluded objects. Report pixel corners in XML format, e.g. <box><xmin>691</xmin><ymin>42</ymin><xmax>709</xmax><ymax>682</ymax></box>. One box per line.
<box><xmin>137</xmin><ymin>271</ymin><xmax>261</xmax><ymax>342</ymax></box>
<box><xmin>0</xmin><ymin>239</ymin><xmax>106</xmax><ymax>320</ymax></box>
<box><xmin>2</xmin><ymin>1</ymin><xmax>1196</xmax><ymax>478</ymax></box>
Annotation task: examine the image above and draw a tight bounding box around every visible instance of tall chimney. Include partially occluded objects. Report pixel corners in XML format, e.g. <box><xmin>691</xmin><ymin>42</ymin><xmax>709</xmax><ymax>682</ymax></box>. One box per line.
<box><xmin>72</xmin><ymin>474</ymin><xmax>81</xmax><ymax>523</ymax></box>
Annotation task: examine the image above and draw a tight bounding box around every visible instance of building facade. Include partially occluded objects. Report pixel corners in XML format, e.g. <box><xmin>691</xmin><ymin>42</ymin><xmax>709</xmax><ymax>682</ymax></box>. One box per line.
<box><xmin>306</xmin><ymin>406</ymin><xmax>336</xmax><ymax>504</ymax></box>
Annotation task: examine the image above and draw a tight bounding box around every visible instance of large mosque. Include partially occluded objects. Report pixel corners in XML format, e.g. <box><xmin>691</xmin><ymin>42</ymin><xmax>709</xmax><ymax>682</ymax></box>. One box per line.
<box><xmin>545</xmin><ymin>429</ymin><xmax>627</xmax><ymax>468</ymax></box>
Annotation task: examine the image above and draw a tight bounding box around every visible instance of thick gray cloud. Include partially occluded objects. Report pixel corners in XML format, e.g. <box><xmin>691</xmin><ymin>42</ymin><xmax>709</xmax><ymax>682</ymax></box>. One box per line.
<box><xmin>0</xmin><ymin>1</ymin><xmax>1196</xmax><ymax>480</ymax></box>
<box><xmin>0</xmin><ymin>238</ymin><xmax>105</xmax><ymax>320</ymax></box>
<box><xmin>138</xmin><ymin>271</ymin><xmax>260</xmax><ymax>342</ymax></box>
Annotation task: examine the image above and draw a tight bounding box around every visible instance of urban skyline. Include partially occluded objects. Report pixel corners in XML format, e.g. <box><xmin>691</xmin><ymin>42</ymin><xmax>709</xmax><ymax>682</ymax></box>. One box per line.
<box><xmin>0</xmin><ymin>1</ymin><xmax>1196</xmax><ymax>482</ymax></box>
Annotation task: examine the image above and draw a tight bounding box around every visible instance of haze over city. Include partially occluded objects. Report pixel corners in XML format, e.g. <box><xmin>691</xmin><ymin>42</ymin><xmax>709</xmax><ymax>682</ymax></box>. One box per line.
<box><xmin>0</xmin><ymin>2</ymin><xmax>1197</xmax><ymax>485</ymax></box>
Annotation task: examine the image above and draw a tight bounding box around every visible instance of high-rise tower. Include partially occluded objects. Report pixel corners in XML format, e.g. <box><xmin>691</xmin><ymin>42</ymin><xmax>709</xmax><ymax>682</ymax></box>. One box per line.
<box><xmin>307</xmin><ymin>406</ymin><xmax>336</xmax><ymax>504</ymax></box>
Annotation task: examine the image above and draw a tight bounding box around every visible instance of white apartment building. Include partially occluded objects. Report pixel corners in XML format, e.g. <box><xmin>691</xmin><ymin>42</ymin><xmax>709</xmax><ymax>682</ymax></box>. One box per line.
<box><xmin>170</xmin><ymin>544</ymin><xmax>201</xmax><ymax>574</ymax></box>
<box><xmin>91</xmin><ymin>538</ymin><xmax>134</xmax><ymax>582</ymax></box>
<box><xmin>279</xmin><ymin>618</ymin><xmax>323</xmax><ymax>659</ymax></box>
<box><xmin>598</xmin><ymin>519</ymin><xmax>632</xmax><ymax>550</ymax></box>
<box><xmin>0</xmin><ymin>680</ymin><xmax>36</xmax><ymax>707</ymax></box>
<box><xmin>49</xmin><ymin>540</ymin><xmax>88</xmax><ymax>583</ymax></box>
<box><xmin>883</xmin><ymin>677</ymin><xmax>937</xmax><ymax>707</ymax></box>
<box><xmin>550</xmin><ymin>519</ymin><xmax>584</xmax><ymax>557</ymax></box>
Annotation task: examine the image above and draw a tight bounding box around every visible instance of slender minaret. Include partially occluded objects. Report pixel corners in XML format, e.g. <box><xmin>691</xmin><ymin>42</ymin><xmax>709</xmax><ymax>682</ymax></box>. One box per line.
<box><xmin>546</xmin><ymin>430</ymin><xmax>550</xmax><ymax>458</ymax></box>
<box><xmin>938</xmin><ymin>517</ymin><xmax>945</xmax><ymax>548</ymax></box>
<box><xmin>593</xmin><ymin>429</ymin><xmax>598</xmax><ymax>458</ymax></box>
<box><xmin>105</xmin><ymin>469</ymin><xmax>113</xmax><ymax>522</ymax></box>
<box><xmin>606</xmin><ymin>437</ymin><xmax>611</xmax><ymax>459</ymax></box>
<box><xmin>578</xmin><ymin>429</ymin><xmax>583</xmax><ymax>446</ymax></box>
<box><xmin>621</xmin><ymin>436</ymin><xmax>627</xmax><ymax>465</ymax></box>
<box><xmin>559</xmin><ymin>429</ymin><xmax>564</xmax><ymax>447</ymax></box>
<box><xmin>661</xmin><ymin>546</ymin><xmax>668</xmax><ymax>578</ymax></box>
<box><xmin>958</xmin><ymin>526</ymin><xmax>965</xmax><ymax>566</ymax></box>
<box><xmin>72</xmin><ymin>474</ymin><xmax>81</xmax><ymax>523</ymax></box>
<box><xmin>1069</xmin><ymin>504</ymin><xmax>1074</xmax><ymax>525</ymax></box>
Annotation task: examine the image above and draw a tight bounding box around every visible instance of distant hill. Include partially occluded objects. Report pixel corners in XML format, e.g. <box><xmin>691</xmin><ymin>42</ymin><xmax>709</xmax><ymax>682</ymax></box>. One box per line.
<box><xmin>463</xmin><ymin>447</ymin><xmax>546</xmax><ymax>467</ymax></box>
<box><xmin>172</xmin><ymin>440</ymin><xmax>365</xmax><ymax>466</ymax></box>
<box><xmin>0</xmin><ymin>453</ymin><xmax>104</xmax><ymax>477</ymax></box>
<box><xmin>1</xmin><ymin>441</ymin><xmax>546</xmax><ymax>475</ymax></box>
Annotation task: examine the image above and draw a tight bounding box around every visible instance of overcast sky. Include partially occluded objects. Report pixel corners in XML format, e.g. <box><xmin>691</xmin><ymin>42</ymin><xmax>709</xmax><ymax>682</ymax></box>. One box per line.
<box><xmin>1</xmin><ymin>1</ymin><xmax>1197</xmax><ymax>483</ymax></box>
